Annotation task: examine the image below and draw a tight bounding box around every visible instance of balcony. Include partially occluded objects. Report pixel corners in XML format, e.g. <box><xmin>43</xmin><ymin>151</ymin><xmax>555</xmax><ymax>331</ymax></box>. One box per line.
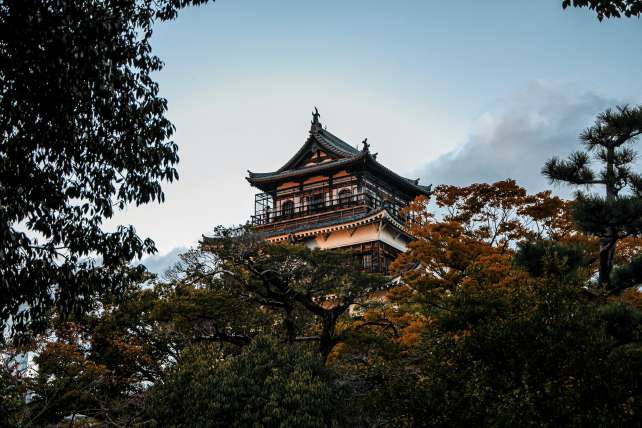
<box><xmin>251</xmin><ymin>192</ymin><xmax>390</xmax><ymax>229</ymax></box>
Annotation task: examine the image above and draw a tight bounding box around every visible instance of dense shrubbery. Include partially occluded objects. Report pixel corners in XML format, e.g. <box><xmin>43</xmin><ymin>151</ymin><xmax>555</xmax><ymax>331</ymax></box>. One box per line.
<box><xmin>376</xmin><ymin>272</ymin><xmax>642</xmax><ymax>426</ymax></box>
<box><xmin>5</xmin><ymin>176</ymin><xmax>642</xmax><ymax>427</ymax></box>
<box><xmin>146</xmin><ymin>336</ymin><xmax>346</xmax><ymax>427</ymax></box>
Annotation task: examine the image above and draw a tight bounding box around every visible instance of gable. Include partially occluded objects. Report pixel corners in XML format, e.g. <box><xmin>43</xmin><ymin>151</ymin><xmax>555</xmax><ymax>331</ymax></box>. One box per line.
<box><xmin>299</xmin><ymin>148</ymin><xmax>336</xmax><ymax>168</ymax></box>
<box><xmin>277</xmin><ymin>136</ymin><xmax>346</xmax><ymax>172</ymax></box>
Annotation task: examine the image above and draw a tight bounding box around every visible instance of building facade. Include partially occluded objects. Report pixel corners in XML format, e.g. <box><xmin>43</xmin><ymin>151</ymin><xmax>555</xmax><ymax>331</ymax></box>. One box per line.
<box><xmin>246</xmin><ymin>109</ymin><xmax>431</xmax><ymax>273</ymax></box>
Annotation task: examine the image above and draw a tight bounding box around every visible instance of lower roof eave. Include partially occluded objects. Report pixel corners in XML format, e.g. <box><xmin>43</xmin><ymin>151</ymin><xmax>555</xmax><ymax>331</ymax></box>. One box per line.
<box><xmin>262</xmin><ymin>208</ymin><xmax>412</xmax><ymax>243</ymax></box>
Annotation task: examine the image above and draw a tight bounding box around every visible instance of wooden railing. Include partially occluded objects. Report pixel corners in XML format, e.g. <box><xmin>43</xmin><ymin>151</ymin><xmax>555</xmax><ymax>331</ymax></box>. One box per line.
<box><xmin>251</xmin><ymin>192</ymin><xmax>387</xmax><ymax>227</ymax></box>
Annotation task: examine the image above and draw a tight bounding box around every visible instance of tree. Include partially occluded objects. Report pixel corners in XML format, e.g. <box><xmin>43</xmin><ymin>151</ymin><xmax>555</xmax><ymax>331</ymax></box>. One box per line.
<box><xmin>0</xmin><ymin>0</ymin><xmax>212</xmax><ymax>336</ymax></box>
<box><xmin>6</xmin><ymin>179</ymin><xmax>642</xmax><ymax>425</ymax></box>
<box><xmin>374</xmin><ymin>181</ymin><xmax>581</xmax><ymax>385</ymax></box>
<box><xmin>146</xmin><ymin>336</ymin><xmax>346</xmax><ymax>428</ymax></box>
<box><xmin>25</xmin><ymin>323</ymin><xmax>113</xmax><ymax>427</ymax></box>
<box><xmin>543</xmin><ymin>105</ymin><xmax>642</xmax><ymax>288</ymax></box>
<box><xmin>183</xmin><ymin>227</ymin><xmax>387</xmax><ymax>361</ymax></box>
<box><xmin>5</xmin><ymin>281</ymin><xmax>166</xmax><ymax>427</ymax></box>
<box><xmin>0</xmin><ymin>351</ymin><xmax>29</xmax><ymax>428</ymax></box>
<box><xmin>390</xmin><ymin>180</ymin><xmax>574</xmax><ymax>311</ymax></box>
<box><xmin>0</xmin><ymin>239</ymin><xmax>384</xmax><ymax>425</ymax></box>
<box><xmin>366</xmin><ymin>176</ymin><xmax>642</xmax><ymax>426</ymax></box>
<box><xmin>376</xmin><ymin>180</ymin><xmax>642</xmax><ymax>425</ymax></box>
<box><xmin>433</xmin><ymin>180</ymin><xmax>572</xmax><ymax>248</ymax></box>
<box><xmin>380</xmin><ymin>267</ymin><xmax>642</xmax><ymax>427</ymax></box>
<box><xmin>562</xmin><ymin>0</ymin><xmax>642</xmax><ymax>19</ymax></box>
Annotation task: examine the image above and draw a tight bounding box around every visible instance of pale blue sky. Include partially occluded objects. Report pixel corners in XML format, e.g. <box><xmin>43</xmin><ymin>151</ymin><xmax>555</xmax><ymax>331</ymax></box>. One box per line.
<box><xmin>106</xmin><ymin>0</ymin><xmax>642</xmax><ymax>269</ymax></box>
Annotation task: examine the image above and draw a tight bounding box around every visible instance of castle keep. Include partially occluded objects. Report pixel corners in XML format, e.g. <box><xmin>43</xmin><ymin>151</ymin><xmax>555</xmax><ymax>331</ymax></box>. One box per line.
<box><xmin>245</xmin><ymin>109</ymin><xmax>431</xmax><ymax>273</ymax></box>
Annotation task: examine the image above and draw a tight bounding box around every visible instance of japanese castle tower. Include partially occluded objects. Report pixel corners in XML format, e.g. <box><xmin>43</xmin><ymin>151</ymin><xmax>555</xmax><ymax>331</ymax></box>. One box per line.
<box><xmin>245</xmin><ymin>109</ymin><xmax>431</xmax><ymax>274</ymax></box>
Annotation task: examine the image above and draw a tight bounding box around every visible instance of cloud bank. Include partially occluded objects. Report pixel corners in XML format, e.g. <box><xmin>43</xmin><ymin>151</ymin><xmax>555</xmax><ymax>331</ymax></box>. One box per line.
<box><xmin>418</xmin><ymin>81</ymin><xmax>621</xmax><ymax>194</ymax></box>
<box><xmin>140</xmin><ymin>246</ymin><xmax>188</xmax><ymax>277</ymax></box>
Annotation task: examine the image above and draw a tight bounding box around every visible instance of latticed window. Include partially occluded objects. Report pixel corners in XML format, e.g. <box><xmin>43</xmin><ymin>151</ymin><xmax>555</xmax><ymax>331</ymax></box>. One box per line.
<box><xmin>362</xmin><ymin>254</ymin><xmax>372</xmax><ymax>270</ymax></box>
<box><xmin>338</xmin><ymin>188</ymin><xmax>352</xmax><ymax>207</ymax></box>
<box><xmin>282</xmin><ymin>200</ymin><xmax>294</xmax><ymax>217</ymax></box>
<box><xmin>308</xmin><ymin>193</ymin><xmax>324</xmax><ymax>213</ymax></box>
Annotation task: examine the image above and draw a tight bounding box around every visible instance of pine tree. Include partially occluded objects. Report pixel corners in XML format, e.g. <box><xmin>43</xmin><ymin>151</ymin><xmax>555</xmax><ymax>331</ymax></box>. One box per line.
<box><xmin>543</xmin><ymin>105</ymin><xmax>642</xmax><ymax>288</ymax></box>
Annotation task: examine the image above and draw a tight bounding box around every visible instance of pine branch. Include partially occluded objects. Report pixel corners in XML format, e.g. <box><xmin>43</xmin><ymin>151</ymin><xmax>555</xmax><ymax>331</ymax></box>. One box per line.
<box><xmin>613</xmin><ymin>147</ymin><xmax>636</xmax><ymax>166</ymax></box>
<box><xmin>542</xmin><ymin>152</ymin><xmax>601</xmax><ymax>185</ymax></box>
<box><xmin>574</xmin><ymin>194</ymin><xmax>642</xmax><ymax>236</ymax></box>
<box><xmin>629</xmin><ymin>173</ymin><xmax>642</xmax><ymax>198</ymax></box>
<box><xmin>581</xmin><ymin>105</ymin><xmax>642</xmax><ymax>149</ymax></box>
<box><xmin>609</xmin><ymin>256</ymin><xmax>642</xmax><ymax>295</ymax></box>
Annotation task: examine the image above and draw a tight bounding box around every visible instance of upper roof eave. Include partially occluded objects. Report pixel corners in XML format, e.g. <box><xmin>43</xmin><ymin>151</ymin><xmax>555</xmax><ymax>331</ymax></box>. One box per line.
<box><xmin>247</xmin><ymin>154</ymin><xmax>364</xmax><ymax>184</ymax></box>
<box><xmin>362</xmin><ymin>156</ymin><xmax>433</xmax><ymax>197</ymax></box>
<box><xmin>247</xmin><ymin>152</ymin><xmax>432</xmax><ymax>197</ymax></box>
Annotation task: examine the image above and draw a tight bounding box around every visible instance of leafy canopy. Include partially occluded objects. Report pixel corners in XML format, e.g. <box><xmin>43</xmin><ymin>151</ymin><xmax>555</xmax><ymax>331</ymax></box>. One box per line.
<box><xmin>193</xmin><ymin>227</ymin><xmax>387</xmax><ymax>360</ymax></box>
<box><xmin>0</xmin><ymin>0</ymin><xmax>211</xmax><ymax>336</ymax></box>
<box><xmin>146</xmin><ymin>336</ymin><xmax>345</xmax><ymax>428</ymax></box>
<box><xmin>562</xmin><ymin>0</ymin><xmax>642</xmax><ymax>19</ymax></box>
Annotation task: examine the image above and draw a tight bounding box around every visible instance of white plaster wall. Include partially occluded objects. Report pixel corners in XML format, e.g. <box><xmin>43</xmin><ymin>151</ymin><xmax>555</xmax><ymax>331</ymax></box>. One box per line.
<box><xmin>317</xmin><ymin>224</ymin><xmax>379</xmax><ymax>249</ymax></box>
<box><xmin>300</xmin><ymin>223</ymin><xmax>408</xmax><ymax>252</ymax></box>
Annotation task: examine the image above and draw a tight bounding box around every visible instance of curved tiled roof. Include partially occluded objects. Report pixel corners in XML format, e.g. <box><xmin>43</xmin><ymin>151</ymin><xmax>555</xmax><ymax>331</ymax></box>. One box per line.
<box><xmin>200</xmin><ymin>207</ymin><xmax>412</xmax><ymax>251</ymax></box>
<box><xmin>246</xmin><ymin>112</ymin><xmax>432</xmax><ymax>197</ymax></box>
<box><xmin>314</xmin><ymin>127</ymin><xmax>360</xmax><ymax>157</ymax></box>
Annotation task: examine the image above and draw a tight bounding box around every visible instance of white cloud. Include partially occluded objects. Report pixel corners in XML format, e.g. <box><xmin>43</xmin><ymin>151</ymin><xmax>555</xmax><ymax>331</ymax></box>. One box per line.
<box><xmin>418</xmin><ymin>81</ymin><xmax>627</xmax><ymax>194</ymax></box>
<box><xmin>139</xmin><ymin>246</ymin><xmax>188</xmax><ymax>277</ymax></box>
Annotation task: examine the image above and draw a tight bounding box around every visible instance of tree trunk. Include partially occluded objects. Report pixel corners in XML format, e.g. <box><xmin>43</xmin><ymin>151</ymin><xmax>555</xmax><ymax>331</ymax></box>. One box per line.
<box><xmin>283</xmin><ymin>305</ymin><xmax>297</xmax><ymax>344</ymax></box>
<box><xmin>599</xmin><ymin>147</ymin><xmax>618</xmax><ymax>286</ymax></box>
<box><xmin>598</xmin><ymin>233</ymin><xmax>617</xmax><ymax>286</ymax></box>
<box><xmin>319</xmin><ymin>311</ymin><xmax>338</xmax><ymax>361</ymax></box>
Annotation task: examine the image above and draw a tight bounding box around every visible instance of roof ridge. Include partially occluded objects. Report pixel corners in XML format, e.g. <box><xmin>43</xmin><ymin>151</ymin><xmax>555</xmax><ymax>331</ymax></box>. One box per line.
<box><xmin>315</xmin><ymin>128</ymin><xmax>360</xmax><ymax>156</ymax></box>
